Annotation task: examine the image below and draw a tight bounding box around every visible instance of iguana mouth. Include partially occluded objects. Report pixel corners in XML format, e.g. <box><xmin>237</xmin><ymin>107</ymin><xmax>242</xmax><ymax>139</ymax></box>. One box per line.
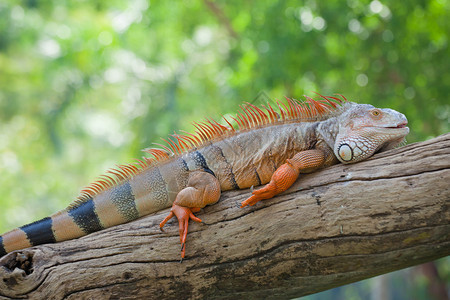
<box><xmin>383</xmin><ymin>121</ymin><xmax>408</xmax><ymax>129</ymax></box>
<box><xmin>394</xmin><ymin>122</ymin><xmax>408</xmax><ymax>128</ymax></box>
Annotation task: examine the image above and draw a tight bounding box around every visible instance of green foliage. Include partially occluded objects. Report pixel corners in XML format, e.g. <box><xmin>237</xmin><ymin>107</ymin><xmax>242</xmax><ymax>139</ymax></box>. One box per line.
<box><xmin>0</xmin><ymin>1</ymin><xmax>448</xmax><ymax>297</ymax></box>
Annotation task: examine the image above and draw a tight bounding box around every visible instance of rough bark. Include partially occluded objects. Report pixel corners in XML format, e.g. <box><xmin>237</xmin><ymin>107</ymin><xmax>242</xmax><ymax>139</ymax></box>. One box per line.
<box><xmin>0</xmin><ymin>133</ymin><xmax>449</xmax><ymax>300</ymax></box>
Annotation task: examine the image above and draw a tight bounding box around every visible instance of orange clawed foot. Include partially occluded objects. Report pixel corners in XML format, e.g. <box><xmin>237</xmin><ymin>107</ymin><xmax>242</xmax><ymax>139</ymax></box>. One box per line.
<box><xmin>240</xmin><ymin>182</ymin><xmax>278</xmax><ymax>208</ymax></box>
<box><xmin>240</xmin><ymin>161</ymin><xmax>300</xmax><ymax>208</ymax></box>
<box><xmin>241</xmin><ymin>150</ymin><xmax>326</xmax><ymax>208</ymax></box>
<box><xmin>160</xmin><ymin>204</ymin><xmax>202</xmax><ymax>261</ymax></box>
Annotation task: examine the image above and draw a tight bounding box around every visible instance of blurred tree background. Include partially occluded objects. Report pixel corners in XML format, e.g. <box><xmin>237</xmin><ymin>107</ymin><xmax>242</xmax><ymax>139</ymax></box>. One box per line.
<box><xmin>0</xmin><ymin>0</ymin><xmax>448</xmax><ymax>299</ymax></box>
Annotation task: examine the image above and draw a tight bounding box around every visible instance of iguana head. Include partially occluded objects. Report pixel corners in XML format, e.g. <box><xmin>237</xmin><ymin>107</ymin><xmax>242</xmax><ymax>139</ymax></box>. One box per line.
<box><xmin>334</xmin><ymin>103</ymin><xmax>409</xmax><ymax>164</ymax></box>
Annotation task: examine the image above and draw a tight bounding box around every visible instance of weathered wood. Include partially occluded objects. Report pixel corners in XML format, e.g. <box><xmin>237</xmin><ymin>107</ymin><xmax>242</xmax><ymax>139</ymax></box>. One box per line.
<box><xmin>0</xmin><ymin>133</ymin><xmax>449</xmax><ymax>300</ymax></box>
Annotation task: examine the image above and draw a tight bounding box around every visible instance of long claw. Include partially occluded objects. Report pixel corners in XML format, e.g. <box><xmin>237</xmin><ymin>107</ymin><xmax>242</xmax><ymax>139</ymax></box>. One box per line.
<box><xmin>189</xmin><ymin>213</ymin><xmax>202</xmax><ymax>223</ymax></box>
<box><xmin>240</xmin><ymin>194</ymin><xmax>262</xmax><ymax>208</ymax></box>
<box><xmin>241</xmin><ymin>182</ymin><xmax>278</xmax><ymax>208</ymax></box>
<box><xmin>159</xmin><ymin>204</ymin><xmax>202</xmax><ymax>260</ymax></box>
<box><xmin>159</xmin><ymin>211</ymin><xmax>174</xmax><ymax>229</ymax></box>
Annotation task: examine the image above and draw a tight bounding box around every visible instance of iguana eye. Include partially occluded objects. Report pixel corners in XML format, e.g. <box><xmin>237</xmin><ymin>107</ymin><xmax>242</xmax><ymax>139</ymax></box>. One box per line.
<box><xmin>371</xmin><ymin>109</ymin><xmax>381</xmax><ymax>118</ymax></box>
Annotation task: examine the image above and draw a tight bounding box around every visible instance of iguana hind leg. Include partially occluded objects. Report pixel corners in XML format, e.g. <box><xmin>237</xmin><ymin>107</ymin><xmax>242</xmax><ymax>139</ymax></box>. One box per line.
<box><xmin>159</xmin><ymin>171</ymin><xmax>221</xmax><ymax>260</ymax></box>
<box><xmin>241</xmin><ymin>149</ymin><xmax>326</xmax><ymax>208</ymax></box>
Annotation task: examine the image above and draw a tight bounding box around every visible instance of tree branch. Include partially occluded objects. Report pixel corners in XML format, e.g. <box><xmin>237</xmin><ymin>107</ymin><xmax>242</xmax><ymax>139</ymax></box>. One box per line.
<box><xmin>1</xmin><ymin>133</ymin><xmax>449</xmax><ymax>299</ymax></box>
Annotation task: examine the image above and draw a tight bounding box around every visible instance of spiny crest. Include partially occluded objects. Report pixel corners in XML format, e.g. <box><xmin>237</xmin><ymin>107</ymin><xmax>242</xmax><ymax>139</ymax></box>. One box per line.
<box><xmin>73</xmin><ymin>93</ymin><xmax>346</xmax><ymax>205</ymax></box>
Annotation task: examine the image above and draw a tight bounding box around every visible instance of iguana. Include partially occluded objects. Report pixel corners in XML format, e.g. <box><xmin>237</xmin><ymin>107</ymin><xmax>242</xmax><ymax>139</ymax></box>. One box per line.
<box><xmin>0</xmin><ymin>94</ymin><xmax>409</xmax><ymax>260</ymax></box>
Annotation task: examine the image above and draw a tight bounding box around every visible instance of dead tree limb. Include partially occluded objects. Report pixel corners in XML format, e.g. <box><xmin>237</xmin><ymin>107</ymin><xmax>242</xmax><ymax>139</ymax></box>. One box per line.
<box><xmin>0</xmin><ymin>133</ymin><xmax>449</xmax><ymax>300</ymax></box>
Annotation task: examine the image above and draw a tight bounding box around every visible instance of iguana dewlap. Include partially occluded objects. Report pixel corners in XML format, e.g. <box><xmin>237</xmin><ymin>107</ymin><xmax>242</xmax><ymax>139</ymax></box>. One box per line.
<box><xmin>0</xmin><ymin>95</ymin><xmax>409</xmax><ymax>260</ymax></box>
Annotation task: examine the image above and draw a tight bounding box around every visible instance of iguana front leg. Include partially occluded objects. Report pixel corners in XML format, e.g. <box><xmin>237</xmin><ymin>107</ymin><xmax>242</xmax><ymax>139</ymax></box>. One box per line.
<box><xmin>160</xmin><ymin>171</ymin><xmax>221</xmax><ymax>260</ymax></box>
<box><xmin>241</xmin><ymin>149</ymin><xmax>326</xmax><ymax>207</ymax></box>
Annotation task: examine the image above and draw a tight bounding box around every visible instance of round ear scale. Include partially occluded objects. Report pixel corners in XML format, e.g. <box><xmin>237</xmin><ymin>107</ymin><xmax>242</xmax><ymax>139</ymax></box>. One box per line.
<box><xmin>337</xmin><ymin>143</ymin><xmax>353</xmax><ymax>162</ymax></box>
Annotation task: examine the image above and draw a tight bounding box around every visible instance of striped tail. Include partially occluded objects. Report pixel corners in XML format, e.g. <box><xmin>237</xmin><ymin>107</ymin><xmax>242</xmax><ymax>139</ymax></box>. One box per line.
<box><xmin>0</xmin><ymin>165</ymin><xmax>174</xmax><ymax>257</ymax></box>
<box><xmin>0</xmin><ymin>196</ymin><xmax>107</xmax><ymax>257</ymax></box>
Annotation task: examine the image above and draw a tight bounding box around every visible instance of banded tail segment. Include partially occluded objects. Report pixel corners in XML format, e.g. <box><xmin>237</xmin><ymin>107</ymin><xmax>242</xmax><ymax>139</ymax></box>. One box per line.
<box><xmin>0</xmin><ymin>180</ymin><xmax>141</xmax><ymax>257</ymax></box>
<box><xmin>0</xmin><ymin>236</ymin><xmax>6</xmax><ymax>257</ymax></box>
<box><xmin>0</xmin><ymin>163</ymin><xmax>178</xmax><ymax>257</ymax></box>
<box><xmin>0</xmin><ymin>217</ymin><xmax>56</xmax><ymax>257</ymax></box>
<box><xmin>0</xmin><ymin>202</ymin><xmax>103</xmax><ymax>256</ymax></box>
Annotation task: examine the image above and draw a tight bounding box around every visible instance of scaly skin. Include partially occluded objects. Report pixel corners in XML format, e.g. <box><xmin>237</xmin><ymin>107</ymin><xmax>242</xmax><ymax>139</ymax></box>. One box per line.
<box><xmin>0</xmin><ymin>97</ymin><xmax>409</xmax><ymax>259</ymax></box>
